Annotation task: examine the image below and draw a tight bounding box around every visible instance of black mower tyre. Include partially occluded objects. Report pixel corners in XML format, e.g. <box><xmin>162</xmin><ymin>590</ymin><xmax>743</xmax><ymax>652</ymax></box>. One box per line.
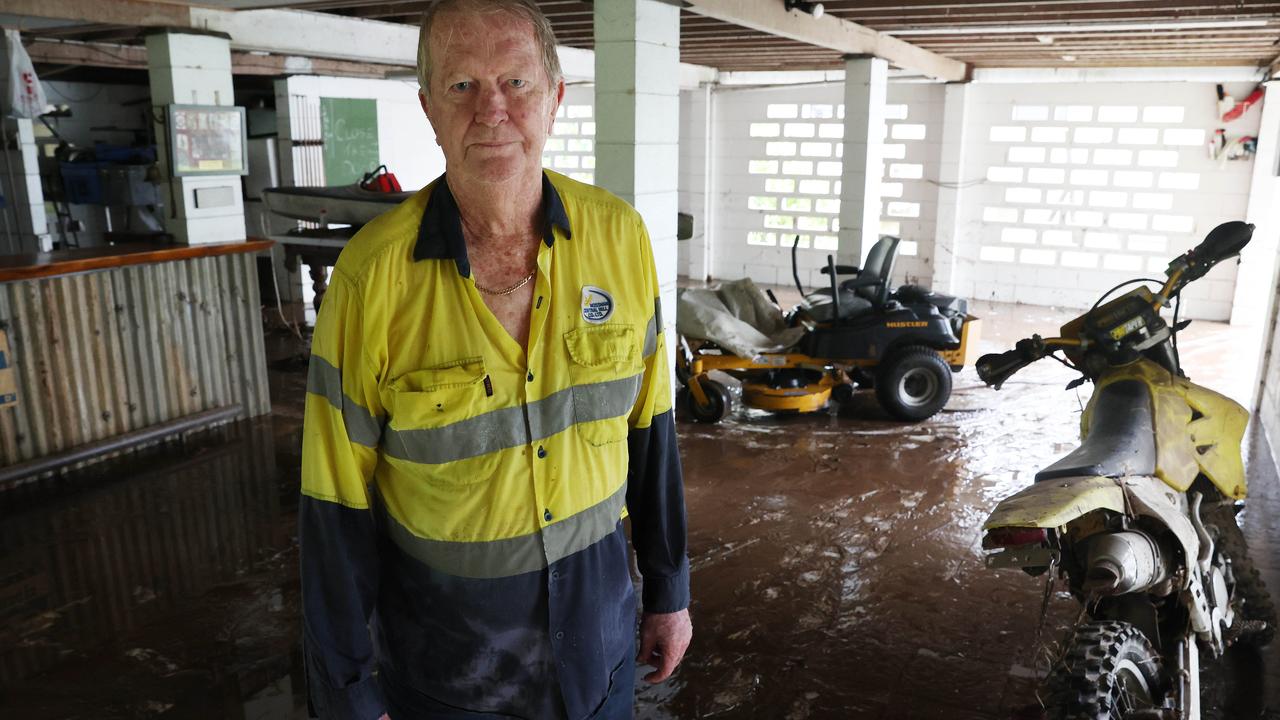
<box><xmin>875</xmin><ymin>346</ymin><xmax>952</xmax><ymax>421</ymax></box>
<box><xmin>685</xmin><ymin>378</ymin><xmax>732</xmax><ymax>423</ymax></box>
<box><xmin>1045</xmin><ymin>621</ymin><xmax>1163</xmax><ymax>720</ymax></box>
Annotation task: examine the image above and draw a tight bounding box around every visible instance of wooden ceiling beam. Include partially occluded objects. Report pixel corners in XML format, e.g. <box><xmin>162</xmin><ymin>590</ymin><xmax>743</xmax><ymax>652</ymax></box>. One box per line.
<box><xmin>25</xmin><ymin>39</ymin><xmax>411</xmax><ymax>78</ymax></box>
<box><xmin>682</xmin><ymin>0</ymin><xmax>968</xmax><ymax>80</ymax></box>
<box><xmin>1</xmin><ymin>0</ymin><xmax>190</xmax><ymax>28</ymax></box>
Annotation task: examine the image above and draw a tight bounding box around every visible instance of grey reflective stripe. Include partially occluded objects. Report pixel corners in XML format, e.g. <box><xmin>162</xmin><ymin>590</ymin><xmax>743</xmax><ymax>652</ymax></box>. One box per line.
<box><xmin>642</xmin><ymin>311</ymin><xmax>658</xmax><ymax>358</ymax></box>
<box><xmin>544</xmin><ymin>483</ymin><xmax>628</xmax><ymax>567</ymax></box>
<box><xmin>383</xmin><ymin>372</ymin><xmax>643</xmax><ymax>465</ymax></box>
<box><xmin>379</xmin><ymin>482</ymin><xmax>627</xmax><ymax>579</ymax></box>
<box><xmin>383</xmin><ymin>403</ymin><xmax>529</xmax><ymax>466</ymax></box>
<box><xmin>307</xmin><ymin>355</ymin><xmax>383</xmax><ymax>447</ymax></box>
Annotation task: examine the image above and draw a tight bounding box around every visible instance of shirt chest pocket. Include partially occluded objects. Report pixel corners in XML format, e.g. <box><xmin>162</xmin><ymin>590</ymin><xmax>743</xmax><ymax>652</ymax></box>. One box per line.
<box><xmin>384</xmin><ymin>358</ymin><xmax>502</xmax><ymax>484</ymax></box>
<box><xmin>565</xmin><ymin>326</ymin><xmax>644</xmax><ymax>446</ymax></box>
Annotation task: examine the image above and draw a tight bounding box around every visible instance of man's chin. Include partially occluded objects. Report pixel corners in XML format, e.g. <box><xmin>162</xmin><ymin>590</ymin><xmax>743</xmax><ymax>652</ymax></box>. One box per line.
<box><xmin>458</xmin><ymin>160</ymin><xmax>538</xmax><ymax>186</ymax></box>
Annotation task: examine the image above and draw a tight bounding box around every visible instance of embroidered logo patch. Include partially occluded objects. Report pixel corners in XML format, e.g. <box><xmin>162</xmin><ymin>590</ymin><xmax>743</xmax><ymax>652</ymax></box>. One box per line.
<box><xmin>581</xmin><ymin>286</ymin><xmax>614</xmax><ymax>324</ymax></box>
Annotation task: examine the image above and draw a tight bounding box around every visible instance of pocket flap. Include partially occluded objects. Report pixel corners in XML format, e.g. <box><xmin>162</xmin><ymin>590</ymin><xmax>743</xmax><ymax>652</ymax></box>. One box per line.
<box><xmin>565</xmin><ymin>325</ymin><xmax>636</xmax><ymax>368</ymax></box>
<box><xmin>390</xmin><ymin>357</ymin><xmax>486</xmax><ymax>393</ymax></box>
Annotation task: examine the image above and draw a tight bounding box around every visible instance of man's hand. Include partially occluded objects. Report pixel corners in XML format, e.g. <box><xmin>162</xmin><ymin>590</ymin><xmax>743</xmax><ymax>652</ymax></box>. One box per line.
<box><xmin>636</xmin><ymin>609</ymin><xmax>692</xmax><ymax>684</ymax></box>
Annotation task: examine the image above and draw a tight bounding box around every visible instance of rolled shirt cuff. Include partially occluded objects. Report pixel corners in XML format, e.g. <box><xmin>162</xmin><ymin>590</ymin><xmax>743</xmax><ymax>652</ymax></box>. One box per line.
<box><xmin>641</xmin><ymin>556</ymin><xmax>691</xmax><ymax>614</ymax></box>
<box><xmin>305</xmin><ymin>648</ymin><xmax>387</xmax><ymax>720</ymax></box>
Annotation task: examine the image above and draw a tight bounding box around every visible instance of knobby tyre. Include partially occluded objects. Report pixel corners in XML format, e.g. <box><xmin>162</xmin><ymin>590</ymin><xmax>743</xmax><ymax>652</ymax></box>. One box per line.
<box><xmin>1205</xmin><ymin>504</ymin><xmax>1276</xmax><ymax>647</ymax></box>
<box><xmin>1045</xmin><ymin>620</ymin><xmax>1162</xmax><ymax>720</ymax></box>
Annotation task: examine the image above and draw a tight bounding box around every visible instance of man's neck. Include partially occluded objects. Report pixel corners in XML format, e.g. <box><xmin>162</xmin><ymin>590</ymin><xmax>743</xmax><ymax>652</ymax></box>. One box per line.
<box><xmin>451</xmin><ymin>172</ymin><xmax>543</xmax><ymax>244</ymax></box>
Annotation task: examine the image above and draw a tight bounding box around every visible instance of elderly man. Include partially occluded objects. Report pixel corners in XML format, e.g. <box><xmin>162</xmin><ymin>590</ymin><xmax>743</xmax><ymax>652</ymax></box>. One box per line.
<box><xmin>299</xmin><ymin>1</ymin><xmax>692</xmax><ymax>718</ymax></box>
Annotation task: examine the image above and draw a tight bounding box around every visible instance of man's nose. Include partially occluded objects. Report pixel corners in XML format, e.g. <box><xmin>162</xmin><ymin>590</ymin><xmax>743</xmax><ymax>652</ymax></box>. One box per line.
<box><xmin>475</xmin><ymin>86</ymin><xmax>508</xmax><ymax>126</ymax></box>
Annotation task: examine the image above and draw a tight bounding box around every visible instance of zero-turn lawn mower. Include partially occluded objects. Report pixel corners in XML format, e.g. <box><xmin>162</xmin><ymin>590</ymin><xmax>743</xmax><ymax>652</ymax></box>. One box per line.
<box><xmin>676</xmin><ymin>235</ymin><xmax>980</xmax><ymax>423</ymax></box>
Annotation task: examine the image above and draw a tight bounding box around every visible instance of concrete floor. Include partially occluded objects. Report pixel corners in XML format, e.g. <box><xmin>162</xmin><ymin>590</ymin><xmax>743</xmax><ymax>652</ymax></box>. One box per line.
<box><xmin>2</xmin><ymin>301</ymin><xmax>1278</xmax><ymax>719</ymax></box>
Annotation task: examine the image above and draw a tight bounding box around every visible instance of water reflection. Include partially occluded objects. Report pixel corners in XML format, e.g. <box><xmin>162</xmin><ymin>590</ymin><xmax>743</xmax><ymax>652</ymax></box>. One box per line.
<box><xmin>0</xmin><ymin>419</ymin><xmax>306</xmax><ymax>719</ymax></box>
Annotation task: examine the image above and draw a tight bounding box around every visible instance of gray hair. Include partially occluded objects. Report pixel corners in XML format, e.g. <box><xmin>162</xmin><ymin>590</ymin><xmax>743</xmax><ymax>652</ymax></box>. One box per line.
<box><xmin>417</xmin><ymin>0</ymin><xmax>564</xmax><ymax>96</ymax></box>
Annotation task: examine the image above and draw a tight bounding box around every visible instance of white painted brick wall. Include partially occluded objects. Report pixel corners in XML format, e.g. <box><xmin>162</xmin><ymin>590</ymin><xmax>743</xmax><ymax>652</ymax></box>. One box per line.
<box><xmin>697</xmin><ymin>81</ymin><xmax>943</xmax><ymax>293</ymax></box>
<box><xmin>954</xmin><ymin>81</ymin><xmax>1259</xmax><ymax>321</ymax></box>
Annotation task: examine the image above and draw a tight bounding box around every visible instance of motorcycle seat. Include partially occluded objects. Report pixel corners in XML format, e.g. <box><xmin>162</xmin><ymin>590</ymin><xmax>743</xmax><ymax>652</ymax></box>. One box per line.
<box><xmin>1035</xmin><ymin>380</ymin><xmax>1157</xmax><ymax>482</ymax></box>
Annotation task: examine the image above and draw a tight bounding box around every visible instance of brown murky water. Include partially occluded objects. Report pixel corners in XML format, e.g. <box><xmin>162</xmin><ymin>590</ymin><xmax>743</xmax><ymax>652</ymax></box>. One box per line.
<box><xmin>3</xmin><ymin>303</ymin><xmax>1278</xmax><ymax>719</ymax></box>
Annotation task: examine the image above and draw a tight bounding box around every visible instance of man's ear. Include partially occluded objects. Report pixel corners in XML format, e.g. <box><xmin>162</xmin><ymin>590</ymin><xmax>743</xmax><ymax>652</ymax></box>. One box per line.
<box><xmin>547</xmin><ymin>79</ymin><xmax>565</xmax><ymax>133</ymax></box>
<box><xmin>419</xmin><ymin>90</ymin><xmax>442</xmax><ymax>147</ymax></box>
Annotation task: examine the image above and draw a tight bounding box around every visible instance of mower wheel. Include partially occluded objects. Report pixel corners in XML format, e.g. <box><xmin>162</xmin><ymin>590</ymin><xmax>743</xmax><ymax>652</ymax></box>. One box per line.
<box><xmin>875</xmin><ymin>346</ymin><xmax>952</xmax><ymax>421</ymax></box>
<box><xmin>685</xmin><ymin>378</ymin><xmax>732</xmax><ymax>423</ymax></box>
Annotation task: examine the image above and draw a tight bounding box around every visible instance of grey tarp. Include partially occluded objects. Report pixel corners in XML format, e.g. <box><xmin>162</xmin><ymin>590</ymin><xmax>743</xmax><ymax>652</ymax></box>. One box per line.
<box><xmin>676</xmin><ymin>279</ymin><xmax>806</xmax><ymax>358</ymax></box>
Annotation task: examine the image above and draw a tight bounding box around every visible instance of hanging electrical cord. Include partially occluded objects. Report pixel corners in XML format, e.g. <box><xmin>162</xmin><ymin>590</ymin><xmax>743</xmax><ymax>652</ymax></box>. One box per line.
<box><xmin>1088</xmin><ymin>277</ymin><xmax>1165</xmax><ymax>314</ymax></box>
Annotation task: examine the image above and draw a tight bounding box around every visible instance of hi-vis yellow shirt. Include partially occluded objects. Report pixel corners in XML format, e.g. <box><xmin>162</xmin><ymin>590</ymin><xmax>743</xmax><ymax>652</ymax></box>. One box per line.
<box><xmin>299</xmin><ymin>171</ymin><xmax>689</xmax><ymax>720</ymax></box>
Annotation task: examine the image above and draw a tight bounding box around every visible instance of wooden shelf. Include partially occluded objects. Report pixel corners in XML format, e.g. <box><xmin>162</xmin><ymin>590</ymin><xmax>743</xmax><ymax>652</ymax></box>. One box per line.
<box><xmin>0</xmin><ymin>239</ymin><xmax>275</xmax><ymax>283</ymax></box>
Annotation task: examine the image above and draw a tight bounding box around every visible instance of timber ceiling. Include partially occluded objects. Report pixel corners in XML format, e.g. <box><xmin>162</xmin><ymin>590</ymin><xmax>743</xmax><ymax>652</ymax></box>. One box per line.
<box><xmin>15</xmin><ymin>0</ymin><xmax>1280</xmax><ymax>74</ymax></box>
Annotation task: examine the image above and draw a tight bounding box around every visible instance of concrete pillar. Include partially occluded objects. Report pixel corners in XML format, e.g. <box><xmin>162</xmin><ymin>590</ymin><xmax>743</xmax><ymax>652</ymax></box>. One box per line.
<box><xmin>836</xmin><ymin>56</ymin><xmax>888</xmax><ymax>267</ymax></box>
<box><xmin>593</xmin><ymin>0</ymin><xmax>680</xmax><ymax>375</ymax></box>
<box><xmin>677</xmin><ymin>82</ymin><xmax>716</xmax><ymax>283</ymax></box>
<box><xmin>0</xmin><ymin>117</ymin><xmax>51</xmax><ymax>252</ymax></box>
<box><xmin>930</xmin><ymin>83</ymin><xmax>971</xmax><ymax>295</ymax></box>
<box><xmin>145</xmin><ymin>30</ymin><xmax>246</xmax><ymax>245</ymax></box>
<box><xmin>1233</xmin><ymin>79</ymin><xmax>1280</xmax><ymax>328</ymax></box>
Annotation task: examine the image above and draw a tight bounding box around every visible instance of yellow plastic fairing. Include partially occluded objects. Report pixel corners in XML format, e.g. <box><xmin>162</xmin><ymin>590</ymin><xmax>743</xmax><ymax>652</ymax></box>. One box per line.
<box><xmin>984</xmin><ymin>475</ymin><xmax>1126</xmax><ymax>530</ymax></box>
<box><xmin>1081</xmin><ymin>360</ymin><xmax>1248</xmax><ymax>499</ymax></box>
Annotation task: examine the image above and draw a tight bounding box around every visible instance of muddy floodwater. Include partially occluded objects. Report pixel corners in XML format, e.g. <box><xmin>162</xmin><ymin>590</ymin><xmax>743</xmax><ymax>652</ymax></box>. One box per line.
<box><xmin>3</xmin><ymin>301</ymin><xmax>1278</xmax><ymax>719</ymax></box>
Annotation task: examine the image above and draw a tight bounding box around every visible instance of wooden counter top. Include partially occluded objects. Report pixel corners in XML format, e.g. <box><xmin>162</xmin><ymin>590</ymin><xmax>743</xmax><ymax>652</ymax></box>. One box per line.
<box><xmin>0</xmin><ymin>239</ymin><xmax>274</xmax><ymax>283</ymax></box>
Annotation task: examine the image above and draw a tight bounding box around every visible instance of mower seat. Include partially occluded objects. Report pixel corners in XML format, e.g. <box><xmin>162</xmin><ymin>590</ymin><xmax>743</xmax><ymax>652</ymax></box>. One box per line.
<box><xmin>803</xmin><ymin>288</ymin><xmax>873</xmax><ymax>322</ymax></box>
<box><xmin>838</xmin><ymin>235</ymin><xmax>900</xmax><ymax>307</ymax></box>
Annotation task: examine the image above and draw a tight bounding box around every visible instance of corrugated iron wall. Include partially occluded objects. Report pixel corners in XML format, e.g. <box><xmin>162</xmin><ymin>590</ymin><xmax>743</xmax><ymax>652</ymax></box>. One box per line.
<box><xmin>0</xmin><ymin>251</ymin><xmax>271</xmax><ymax>466</ymax></box>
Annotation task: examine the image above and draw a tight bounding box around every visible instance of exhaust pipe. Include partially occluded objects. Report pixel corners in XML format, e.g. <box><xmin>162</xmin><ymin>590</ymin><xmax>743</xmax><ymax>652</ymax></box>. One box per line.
<box><xmin>1085</xmin><ymin>531</ymin><xmax>1172</xmax><ymax>595</ymax></box>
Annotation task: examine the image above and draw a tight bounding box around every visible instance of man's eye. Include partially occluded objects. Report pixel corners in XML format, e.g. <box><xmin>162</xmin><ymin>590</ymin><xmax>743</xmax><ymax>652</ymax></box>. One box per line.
<box><xmin>509</xmin><ymin>79</ymin><xmax>527</xmax><ymax>88</ymax></box>
<box><xmin>451</xmin><ymin>81</ymin><xmax>471</xmax><ymax>92</ymax></box>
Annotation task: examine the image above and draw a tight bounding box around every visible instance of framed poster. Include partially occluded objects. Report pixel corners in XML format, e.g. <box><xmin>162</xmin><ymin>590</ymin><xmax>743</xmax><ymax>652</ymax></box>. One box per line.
<box><xmin>167</xmin><ymin>104</ymin><xmax>249</xmax><ymax>177</ymax></box>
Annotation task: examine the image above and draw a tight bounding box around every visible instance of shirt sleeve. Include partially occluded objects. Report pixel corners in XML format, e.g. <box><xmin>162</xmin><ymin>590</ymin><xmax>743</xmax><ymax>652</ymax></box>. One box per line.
<box><xmin>625</xmin><ymin>219</ymin><xmax>691</xmax><ymax>615</ymax></box>
<box><xmin>299</xmin><ymin>270</ymin><xmax>388</xmax><ymax>720</ymax></box>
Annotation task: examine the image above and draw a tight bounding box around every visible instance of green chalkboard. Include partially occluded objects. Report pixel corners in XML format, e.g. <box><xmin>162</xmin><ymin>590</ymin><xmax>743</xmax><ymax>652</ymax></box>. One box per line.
<box><xmin>320</xmin><ymin>97</ymin><xmax>380</xmax><ymax>186</ymax></box>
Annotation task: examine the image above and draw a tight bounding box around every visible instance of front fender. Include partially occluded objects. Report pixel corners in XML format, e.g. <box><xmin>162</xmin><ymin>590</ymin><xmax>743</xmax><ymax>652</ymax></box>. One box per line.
<box><xmin>984</xmin><ymin>475</ymin><xmax>1126</xmax><ymax>529</ymax></box>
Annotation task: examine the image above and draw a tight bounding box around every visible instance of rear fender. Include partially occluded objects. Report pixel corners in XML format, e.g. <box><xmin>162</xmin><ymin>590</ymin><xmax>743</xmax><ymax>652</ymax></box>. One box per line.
<box><xmin>984</xmin><ymin>475</ymin><xmax>1125</xmax><ymax>530</ymax></box>
<box><xmin>985</xmin><ymin>474</ymin><xmax>1199</xmax><ymax>590</ymax></box>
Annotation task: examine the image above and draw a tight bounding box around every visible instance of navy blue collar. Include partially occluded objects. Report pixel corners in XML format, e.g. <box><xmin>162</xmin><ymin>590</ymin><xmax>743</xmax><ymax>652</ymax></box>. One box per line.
<box><xmin>414</xmin><ymin>172</ymin><xmax>573</xmax><ymax>278</ymax></box>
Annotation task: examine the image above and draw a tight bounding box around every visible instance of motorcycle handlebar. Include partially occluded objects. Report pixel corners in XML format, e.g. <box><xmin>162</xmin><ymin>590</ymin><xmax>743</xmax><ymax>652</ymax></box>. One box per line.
<box><xmin>976</xmin><ymin>336</ymin><xmax>1062</xmax><ymax>388</ymax></box>
<box><xmin>976</xmin><ymin>347</ymin><xmax>1033</xmax><ymax>389</ymax></box>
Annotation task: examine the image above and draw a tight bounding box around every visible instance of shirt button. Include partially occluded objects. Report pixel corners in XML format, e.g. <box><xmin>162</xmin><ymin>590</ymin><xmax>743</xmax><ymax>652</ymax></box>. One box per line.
<box><xmin>544</xmin><ymin>509</ymin><xmax>553</xmax><ymax>522</ymax></box>
<box><xmin>537</xmin><ymin>446</ymin><xmax>546</xmax><ymax>459</ymax></box>
<box><xmin>555</xmin><ymin>631</ymin><xmax>565</xmax><ymax>640</ymax></box>
<box><xmin>552</xmin><ymin>571</ymin><xmax>560</xmax><ymax>580</ymax></box>
<box><xmin>527</xmin><ymin>372</ymin><xmax>534</xmax><ymax>382</ymax></box>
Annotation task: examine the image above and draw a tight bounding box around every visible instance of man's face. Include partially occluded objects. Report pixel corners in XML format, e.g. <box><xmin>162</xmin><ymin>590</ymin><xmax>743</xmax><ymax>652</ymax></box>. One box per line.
<box><xmin>420</xmin><ymin>10</ymin><xmax>563</xmax><ymax>187</ymax></box>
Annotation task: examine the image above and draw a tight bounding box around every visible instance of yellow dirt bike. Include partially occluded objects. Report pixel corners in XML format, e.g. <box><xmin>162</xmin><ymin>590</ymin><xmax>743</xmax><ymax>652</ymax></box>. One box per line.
<box><xmin>977</xmin><ymin>221</ymin><xmax>1275</xmax><ymax>720</ymax></box>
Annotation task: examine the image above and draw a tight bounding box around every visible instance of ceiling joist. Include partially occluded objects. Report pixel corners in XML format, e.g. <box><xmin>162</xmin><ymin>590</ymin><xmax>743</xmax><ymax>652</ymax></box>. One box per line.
<box><xmin>680</xmin><ymin>0</ymin><xmax>969</xmax><ymax>81</ymax></box>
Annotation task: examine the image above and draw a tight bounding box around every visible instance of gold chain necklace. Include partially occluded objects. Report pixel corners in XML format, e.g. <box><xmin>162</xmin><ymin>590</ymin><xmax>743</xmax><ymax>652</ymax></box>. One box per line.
<box><xmin>475</xmin><ymin>267</ymin><xmax>537</xmax><ymax>296</ymax></box>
